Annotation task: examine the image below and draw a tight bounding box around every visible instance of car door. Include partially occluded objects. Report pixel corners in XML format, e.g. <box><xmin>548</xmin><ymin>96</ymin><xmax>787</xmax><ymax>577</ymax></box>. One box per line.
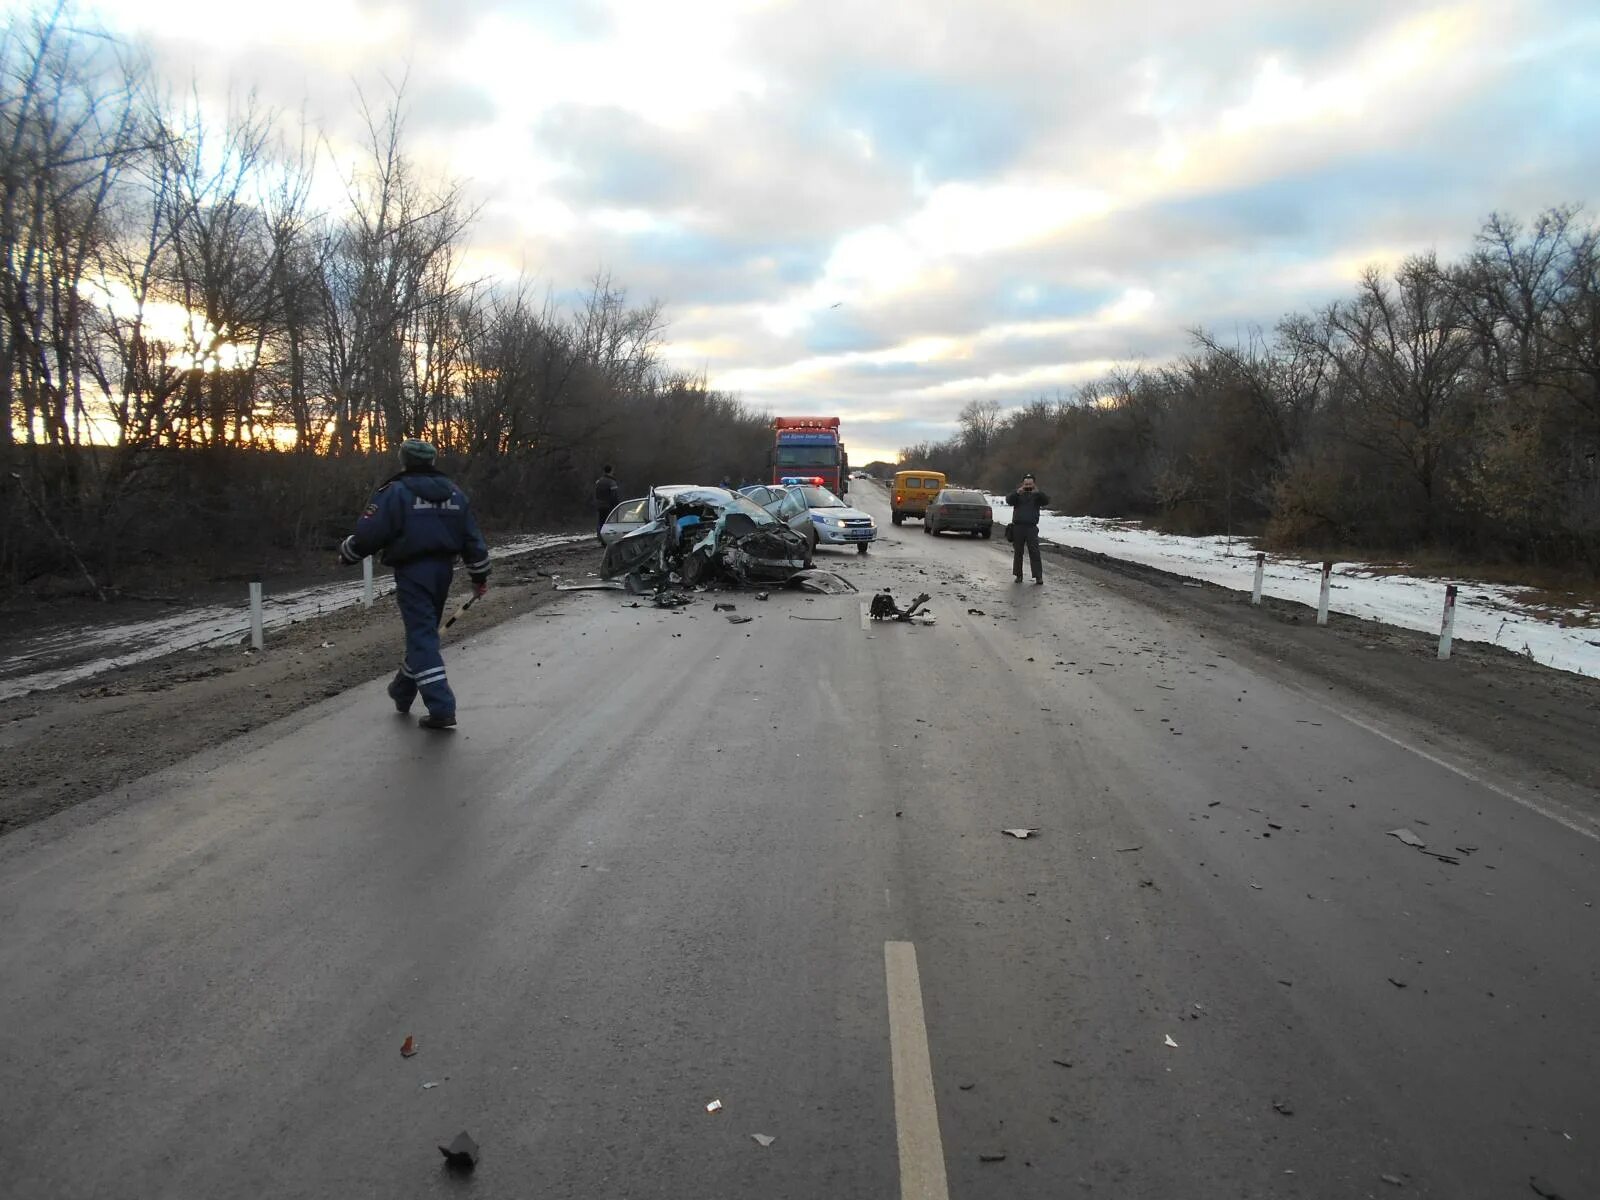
<box><xmin>600</xmin><ymin>496</ymin><xmax>652</xmax><ymax>545</ymax></box>
<box><xmin>775</xmin><ymin>488</ymin><xmax>811</xmax><ymax>537</ymax></box>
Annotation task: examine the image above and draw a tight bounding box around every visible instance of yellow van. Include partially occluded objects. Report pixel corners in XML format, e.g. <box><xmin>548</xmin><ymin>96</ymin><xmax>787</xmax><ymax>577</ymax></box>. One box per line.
<box><xmin>890</xmin><ymin>469</ymin><xmax>947</xmax><ymax>525</ymax></box>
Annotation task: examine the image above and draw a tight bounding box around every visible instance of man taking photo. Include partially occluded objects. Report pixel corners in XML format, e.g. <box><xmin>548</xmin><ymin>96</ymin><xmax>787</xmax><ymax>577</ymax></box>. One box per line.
<box><xmin>1006</xmin><ymin>473</ymin><xmax>1050</xmax><ymax>584</ymax></box>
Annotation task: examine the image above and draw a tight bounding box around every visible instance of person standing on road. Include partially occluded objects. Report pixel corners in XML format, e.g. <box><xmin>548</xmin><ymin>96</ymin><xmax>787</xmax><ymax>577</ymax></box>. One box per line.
<box><xmin>1006</xmin><ymin>473</ymin><xmax>1051</xmax><ymax>584</ymax></box>
<box><xmin>594</xmin><ymin>465</ymin><xmax>622</xmax><ymax>546</ymax></box>
<box><xmin>339</xmin><ymin>439</ymin><xmax>491</xmax><ymax>731</ymax></box>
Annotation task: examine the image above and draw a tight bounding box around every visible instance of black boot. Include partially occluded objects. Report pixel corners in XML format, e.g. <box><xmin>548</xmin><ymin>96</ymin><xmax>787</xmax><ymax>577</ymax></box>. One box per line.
<box><xmin>418</xmin><ymin>713</ymin><xmax>457</xmax><ymax>730</ymax></box>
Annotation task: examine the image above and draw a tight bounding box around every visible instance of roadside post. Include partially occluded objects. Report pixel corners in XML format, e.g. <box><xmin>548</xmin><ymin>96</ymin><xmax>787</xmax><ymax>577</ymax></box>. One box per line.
<box><xmin>1438</xmin><ymin>585</ymin><xmax>1457</xmax><ymax>660</ymax></box>
<box><xmin>1316</xmin><ymin>560</ymin><xmax>1332</xmax><ymax>626</ymax></box>
<box><xmin>362</xmin><ymin>556</ymin><xmax>374</xmax><ymax>608</ymax></box>
<box><xmin>1251</xmin><ymin>552</ymin><xmax>1265</xmax><ymax>606</ymax></box>
<box><xmin>248</xmin><ymin>580</ymin><xmax>264</xmax><ymax>651</ymax></box>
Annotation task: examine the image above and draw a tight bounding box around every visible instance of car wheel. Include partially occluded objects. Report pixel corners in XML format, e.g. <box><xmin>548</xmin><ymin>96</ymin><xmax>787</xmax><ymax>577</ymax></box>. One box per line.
<box><xmin>891</xmin><ymin>512</ymin><xmax>903</xmax><ymax>526</ymax></box>
<box><xmin>981</xmin><ymin>526</ymin><xmax>992</xmax><ymax>540</ymax></box>
<box><xmin>857</xmin><ymin>542</ymin><xmax>868</xmax><ymax>555</ymax></box>
<box><xmin>924</xmin><ymin>520</ymin><xmax>933</xmax><ymax>535</ymax></box>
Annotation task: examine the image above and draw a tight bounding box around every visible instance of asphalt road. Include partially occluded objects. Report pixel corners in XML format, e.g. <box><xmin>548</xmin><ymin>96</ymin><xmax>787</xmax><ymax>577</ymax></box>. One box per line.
<box><xmin>2</xmin><ymin>485</ymin><xmax>1596</xmax><ymax>1199</ymax></box>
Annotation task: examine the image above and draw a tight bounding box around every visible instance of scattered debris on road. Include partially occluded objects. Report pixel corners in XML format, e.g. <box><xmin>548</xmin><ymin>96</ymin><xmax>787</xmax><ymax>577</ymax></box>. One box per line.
<box><xmin>1164</xmin><ymin>1034</ymin><xmax>1179</xmax><ymax>1047</ymax></box>
<box><xmin>751</xmin><ymin>1134</ymin><xmax>775</xmax><ymax>1148</ymax></box>
<box><xmin>556</xmin><ymin>581</ymin><xmax>624</xmax><ymax>592</ymax></box>
<box><xmin>1116</xmin><ymin>845</ymin><xmax>1143</xmax><ymax>853</ymax></box>
<box><xmin>705</xmin><ymin>1099</ymin><xmax>723</xmax><ymax>1113</ymax></box>
<box><xmin>1381</xmin><ymin>1173</ymin><xmax>1407</xmax><ymax>1186</ymax></box>
<box><xmin>790</xmin><ymin>569</ymin><xmax>857</xmax><ymax>594</ymax></box>
<box><xmin>400</xmin><ymin>1035</ymin><xmax>418</xmax><ymax>1058</ymax></box>
<box><xmin>727</xmin><ymin>615</ymin><xmax>754</xmax><ymax>624</ymax></box>
<box><xmin>1387</xmin><ymin>827</ymin><xmax>1462</xmax><ymax>865</ymax></box>
<box><xmin>1273</xmin><ymin>1100</ymin><xmax>1294</xmax><ymax>1116</ymax></box>
<box><xmin>967</xmin><ymin>608</ymin><xmax>986</xmax><ymax>616</ymax></box>
<box><xmin>422</xmin><ymin>1081</ymin><xmax>441</xmax><ymax>1090</ymax></box>
<box><xmin>1051</xmin><ymin>1058</ymin><xmax>1073</xmax><ymax>1068</ymax></box>
<box><xmin>870</xmin><ymin>591</ymin><xmax>934</xmax><ymax>622</ymax></box>
<box><xmin>979</xmin><ymin>1152</ymin><xmax>1008</xmax><ymax>1163</ymax></box>
<box><xmin>789</xmin><ymin>614</ymin><xmax>843</xmax><ymax>621</ymax></box>
<box><xmin>1002</xmin><ymin>827</ymin><xmax>1039</xmax><ymax>839</ymax></box>
<box><xmin>713</xmin><ymin>602</ymin><xmax>736</xmax><ymax>612</ymax></box>
<box><xmin>1529</xmin><ymin>1177</ymin><xmax>1568</xmax><ymax>1199</ymax></box>
<box><xmin>1388</xmin><ymin>977</ymin><xmax>1408</xmax><ymax>989</ymax></box>
<box><xmin>439</xmin><ymin>1131</ymin><xmax>479</xmax><ymax>1172</ymax></box>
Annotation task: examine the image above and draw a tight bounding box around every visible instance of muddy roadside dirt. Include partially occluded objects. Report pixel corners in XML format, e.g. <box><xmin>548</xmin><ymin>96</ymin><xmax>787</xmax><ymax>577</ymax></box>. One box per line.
<box><xmin>0</xmin><ymin>540</ymin><xmax>602</xmax><ymax>835</ymax></box>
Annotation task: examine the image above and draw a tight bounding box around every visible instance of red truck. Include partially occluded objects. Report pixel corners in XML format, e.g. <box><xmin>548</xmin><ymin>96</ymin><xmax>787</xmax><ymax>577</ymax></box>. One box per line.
<box><xmin>769</xmin><ymin>416</ymin><xmax>849</xmax><ymax>495</ymax></box>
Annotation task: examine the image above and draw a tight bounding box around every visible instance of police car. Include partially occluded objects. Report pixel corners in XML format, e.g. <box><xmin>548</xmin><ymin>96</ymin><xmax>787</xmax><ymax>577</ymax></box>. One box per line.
<box><xmin>743</xmin><ymin>478</ymin><xmax>877</xmax><ymax>555</ymax></box>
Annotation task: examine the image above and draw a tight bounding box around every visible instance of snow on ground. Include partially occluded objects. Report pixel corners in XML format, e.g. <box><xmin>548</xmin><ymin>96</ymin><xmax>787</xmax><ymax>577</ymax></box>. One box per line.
<box><xmin>0</xmin><ymin>534</ymin><xmax>589</xmax><ymax>702</ymax></box>
<box><xmin>990</xmin><ymin>498</ymin><xmax>1600</xmax><ymax>680</ymax></box>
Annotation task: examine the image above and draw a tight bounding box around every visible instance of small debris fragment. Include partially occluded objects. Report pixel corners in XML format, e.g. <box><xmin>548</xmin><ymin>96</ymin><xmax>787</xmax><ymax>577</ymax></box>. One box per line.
<box><xmin>1051</xmin><ymin>1058</ymin><xmax>1073</xmax><ymax>1068</ymax></box>
<box><xmin>1115</xmin><ymin>845</ymin><xmax>1143</xmax><ymax>853</ymax></box>
<box><xmin>438</xmin><ymin>1131</ymin><xmax>479</xmax><ymax>1172</ymax></box>
<box><xmin>727</xmin><ymin>614</ymin><xmax>754</xmax><ymax>624</ymax></box>
<box><xmin>1002</xmin><ymin>827</ymin><xmax>1039</xmax><ymax>839</ymax></box>
<box><xmin>1381</xmin><ymin>1173</ymin><xmax>1406</xmax><ymax>1187</ymax></box>
<box><xmin>756</xmin><ymin>592</ymin><xmax>770</xmax><ymax>601</ymax></box>
<box><xmin>422</xmin><ymin>1081</ymin><xmax>441</xmax><ymax>1090</ymax></box>
<box><xmin>1389</xmin><ymin>828</ymin><xmax>1425</xmax><ymax>848</ymax></box>
<box><xmin>751</xmin><ymin>1133</ymin><xmax>775</xmax><ymax>1148</ymax></box>
<box><xmin>706</xmin><ymin>1099</ymin><xmax>723</xmax><ymax>1113</ymax></box>
<box><xmin>979</xmin><ymin>1152</ymin><xmax>1007</xmax><ymax>1163</ymax></box>
<box><xmin>1273</xmin><ymin>1100</ymin><xmax>1294</xmax><ymax>1116</ymax></box>
<box><xmin>1529</xmin><ymin>1177</ymin><xmax>1566</xmax><ymax>1199</ymax></box>
<box><xmin>959</xmin><ymin>1082</ymin><xmax>975</xmax><ymax>1091</ymax></box>
<box><xmin>967</xmin><ymin>608</ymin><xmax>986</xmax><ymax>616</ymax></box>
<box><xmin>1388</xmin><ymin>977</ymin><xmax>1408</xmax><ymax>989</ymax></box>
<box><xmin>1164</xmin><ymin>1034</ymin><xmax>1179</xmax><ymax>1048</ymax></box>
<box><xmin>400</xmin><ymin>1035</ymin><xmax>418</xmax><ymax>1058</ymax></box>
<box><xmin>713</xmin><ymin>603</ymin><xmax>736</xmax><ymax>612</ymax></box>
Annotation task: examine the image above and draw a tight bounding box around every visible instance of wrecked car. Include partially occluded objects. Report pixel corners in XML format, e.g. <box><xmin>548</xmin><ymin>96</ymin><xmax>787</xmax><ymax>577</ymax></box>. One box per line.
<box><xmin>600</xmin><ymin>487</ymin><xmax>814</xmax><ymax>589</ymax></box>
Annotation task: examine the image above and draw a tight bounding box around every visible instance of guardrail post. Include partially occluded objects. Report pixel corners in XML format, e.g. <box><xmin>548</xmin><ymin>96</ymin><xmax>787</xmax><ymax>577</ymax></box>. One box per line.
<box><xmin>248</xmin><ymin>580</ymin><xmax>264</xmax><ymax>651</ymax></box>
<box><xmin>1316</xmin><ymin>560</ymin><xmax>1332</xmax><ymax>626</ymax></box>
<box><xmin>1251</xmin><ymin>552</ymin><xmax>1265</xmax><ymax>606</ymax></box>
<box><xmin>362</xmin><ymin>556</ymin><xmax>374</xmax><ymax>608</ymax></box>
<box><xmin>1438</xmin><ymin>584</ymin><xmax>1457</xmax><ymax>660</ymax></box>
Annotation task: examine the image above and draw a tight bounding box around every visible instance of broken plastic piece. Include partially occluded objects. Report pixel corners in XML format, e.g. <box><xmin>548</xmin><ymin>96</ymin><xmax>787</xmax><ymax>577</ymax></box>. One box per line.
<box><xmin>751</xmin><ymin>1133</ymin><xmax>775</xmax><ymax>1147</ymax></box>
<box><xmin>713</xmin><ymin>603</ymin><xmax>736</xmax><ymax>612</ymax></box>
<box><xmin>1381</xmin><ymin>1174</ymin><xmax>1405</xmax><ymax>1187</ymax></box>
<box><xmin>439</xmin><ymin>1131</ymin><xmax>479</xmax><ymax>1171</ymax></box>
<box><xmin>1388</xmin><ymin>828</ymin><xmax>1425</xmax><ymax>847</ymax></box>
<box><xmin>727</xmin><ymin>615</ymin><xmax>754</xmax><ymax>624</ymax></box>
<box><xmin>705</xmin><ymin>1099</ymin><xmax>723</xmax><ymax>1113</ymax></box>
<box><xmin>422</xmin><ymin>1081</ymin><xmax>441</xmax><ymax>1090</ymax></box>
<box><xmin>1164</xmin><ymin>1034</ymin><xmax>1179</xmax><ymax>1047</ymax></box>
<box><xmin>400</xmin><ymin>1035</ymin><xmax>418</xmax><ymax>1058</ymax></box>
<box><xmin>789</xmin><ymin>569</ymin><xmax>857</xmax><ymax>594</ymax></box>
<box><xmin>1002</xmin><ymin>827</ymin><xmax>1039</xmax><ymax>839</ymax></box>
<box><xmin>979</xmin><ymin>1152</ymin><xmax>1007</xmax><ymax>1163</ymax></box>
<box><xmin>1273</xmin><ymin>1100</ymin><xmax>1293</xmax><ymax>1116</ymax></box>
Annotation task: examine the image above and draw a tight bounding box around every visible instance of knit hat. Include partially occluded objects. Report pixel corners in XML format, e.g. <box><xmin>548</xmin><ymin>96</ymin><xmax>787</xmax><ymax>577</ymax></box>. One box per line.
<box><xmin>399</xmin><ymin>439</ymin><xmax>437</xmax><ymax>468</ymax></box>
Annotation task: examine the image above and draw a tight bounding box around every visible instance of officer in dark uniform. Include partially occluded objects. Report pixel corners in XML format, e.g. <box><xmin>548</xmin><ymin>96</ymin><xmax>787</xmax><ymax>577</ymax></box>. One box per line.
<box><xmin>339</xmin><ymin>439</ymin><xmax>491</xmax><ymax>730</ymax></box>
<box><xmin>594</xmin><ymin>464</ymin><xmax>621</xmax><ymax>545</ymax></box>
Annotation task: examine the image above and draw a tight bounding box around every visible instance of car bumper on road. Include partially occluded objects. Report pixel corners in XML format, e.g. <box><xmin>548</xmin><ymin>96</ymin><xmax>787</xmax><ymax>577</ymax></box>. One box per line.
<box><xmin>934</xmin><ymin>519</ymin><xmax>992</xmax><ymax>533</ymax></box>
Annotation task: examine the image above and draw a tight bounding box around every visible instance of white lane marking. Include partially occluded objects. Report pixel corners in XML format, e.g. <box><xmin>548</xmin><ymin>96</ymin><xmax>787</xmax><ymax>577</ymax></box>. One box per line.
<box><xmin>884</xmin><ymin>941</ymin><xmax>951</xmax><ymax>1200</ymax></box>
<box><xmin>1297</xmin><ymin>691</ymin><xmax>1600</xmax><ymax>844</ymax></box>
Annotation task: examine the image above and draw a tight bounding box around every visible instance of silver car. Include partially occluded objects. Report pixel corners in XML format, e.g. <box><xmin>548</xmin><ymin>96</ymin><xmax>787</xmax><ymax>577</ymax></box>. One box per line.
<box><xmin>746</xmin><ymin>483</ymin><xmax>877</xmax><ymax>555</ymax></box>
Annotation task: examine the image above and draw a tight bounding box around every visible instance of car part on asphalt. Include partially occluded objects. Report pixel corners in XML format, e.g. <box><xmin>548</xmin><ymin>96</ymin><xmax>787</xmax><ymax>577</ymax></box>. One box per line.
<box><xmin>869</xmin><ymin>591</ymin><xmax>932</xmax><ymax>622</ymax></box>
<box><xmin>788</xmin><ymin>569</ymin><xmax>858</xmax><ymax>594</ymax></box>
<box><xmin>439</xmin><ymin>1131</ymin><xmax>479</xmax><ymax>1171</ymax></box>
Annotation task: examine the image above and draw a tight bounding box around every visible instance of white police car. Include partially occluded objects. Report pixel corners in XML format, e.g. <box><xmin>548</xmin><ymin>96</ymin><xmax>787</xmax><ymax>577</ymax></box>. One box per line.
<box><xmin>744</xmin><ymin>480</ymin><xmax>877</xmax><ymax>555</ymax></box>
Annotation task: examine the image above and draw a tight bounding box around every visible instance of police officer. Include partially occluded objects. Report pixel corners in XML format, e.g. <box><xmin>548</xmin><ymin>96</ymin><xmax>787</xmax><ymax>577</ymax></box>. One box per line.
<box><xmin>1006</xmin><ymin>472</ymin><xmax>1051</xmax><ymax>584</ymax></box>
<box><xmin>594</xmin><ymin>464</ymin><xmax>621</xmax><ymax>546</ymax></box>
<box><xmin>339</xmin><ymin>439</ymin><xmax>491</xmax><ymax>730</ymax></box>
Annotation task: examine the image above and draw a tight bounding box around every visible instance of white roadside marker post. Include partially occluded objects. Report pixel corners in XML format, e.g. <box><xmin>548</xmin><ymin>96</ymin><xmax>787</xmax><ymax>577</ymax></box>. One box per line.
<box><xmin>249</xmin><ymin>580</ymin><xmax>265</xmax><ymax>651</ymax></box>
<box><xmin>362</xmin><ymin>555</ymin><xmax>374</xmax><ymax>608</ymax></box>
<box><xmin>1438</xmin><ymin>584</ymin><xmax>1457</xmax><ymax>660</ymax></box>
<box><xmin>1251</xmin><ymin>552</ymin><xmax>1265</xmax><ymax>606</ymax></box>
<box><xmin>1316</xmin><ymin>560</ymin><xmax>1332</xmax><ymax>626</ymax></box>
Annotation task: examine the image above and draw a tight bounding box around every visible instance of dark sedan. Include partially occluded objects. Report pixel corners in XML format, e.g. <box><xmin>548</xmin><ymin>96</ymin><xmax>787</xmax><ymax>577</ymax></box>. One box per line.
<box><xmin>924</xmin><ymin>489</ymin><xmax>994</xmax><ymax>538</ymax></box>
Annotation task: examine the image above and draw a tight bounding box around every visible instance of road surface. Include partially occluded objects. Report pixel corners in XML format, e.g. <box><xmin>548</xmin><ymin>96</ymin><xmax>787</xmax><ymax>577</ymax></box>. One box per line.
<box><xmin>2</xmin><ymin>485</ymin><xmax>1596</xmax><ymax>1199</ymax></box>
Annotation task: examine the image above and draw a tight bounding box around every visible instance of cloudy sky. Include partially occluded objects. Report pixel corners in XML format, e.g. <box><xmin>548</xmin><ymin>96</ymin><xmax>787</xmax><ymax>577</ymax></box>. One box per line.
<box><xmin>73</xmin><ymin>0</ymin><xmax>1600</xmax><ymax>460</ymax></box>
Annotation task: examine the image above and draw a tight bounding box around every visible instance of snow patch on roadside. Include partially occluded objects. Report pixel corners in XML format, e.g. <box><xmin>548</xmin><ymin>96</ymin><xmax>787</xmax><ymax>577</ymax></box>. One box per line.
<box><xmin>0</xmin><ymin>534</ymin><xmax>589</xmax><ymax>702</ymax></box>
<box><xmin>989</xmin><ymin>499</ymin><xmax>1600</xmax><ymax>680</ymax></box>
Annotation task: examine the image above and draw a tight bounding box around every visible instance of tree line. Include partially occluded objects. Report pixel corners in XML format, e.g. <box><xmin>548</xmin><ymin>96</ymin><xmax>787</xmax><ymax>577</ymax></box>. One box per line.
<box><xmin>904</xmin><ymin>208</ymin><xmax>1600</xmax><ymax>574</ymax></box>
<box><xmin>0</xmin><ymin>4</ymin><xmax>769</xmax><ymax>596</ymax></box>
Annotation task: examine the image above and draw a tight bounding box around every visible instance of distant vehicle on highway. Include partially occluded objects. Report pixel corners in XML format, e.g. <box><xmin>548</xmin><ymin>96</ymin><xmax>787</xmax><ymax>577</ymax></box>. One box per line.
<box><xmin>924</xmin><ymin>489</ymin><xmax>994</xmax><ymax>538</ymax></box>
<box><xmin>890</xmin><ymin>469</ymin><xmax>947</xmax><ymax>525</ymax></box>
<box><xmin>768</xmin><ymin>416</ymin><xmax>849</xmax><ymax>494</ymax></box>
<box><xmin>743</xmin><ymin>482</ymin><xmax>876</xmax><ymax>554</ymax></box>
